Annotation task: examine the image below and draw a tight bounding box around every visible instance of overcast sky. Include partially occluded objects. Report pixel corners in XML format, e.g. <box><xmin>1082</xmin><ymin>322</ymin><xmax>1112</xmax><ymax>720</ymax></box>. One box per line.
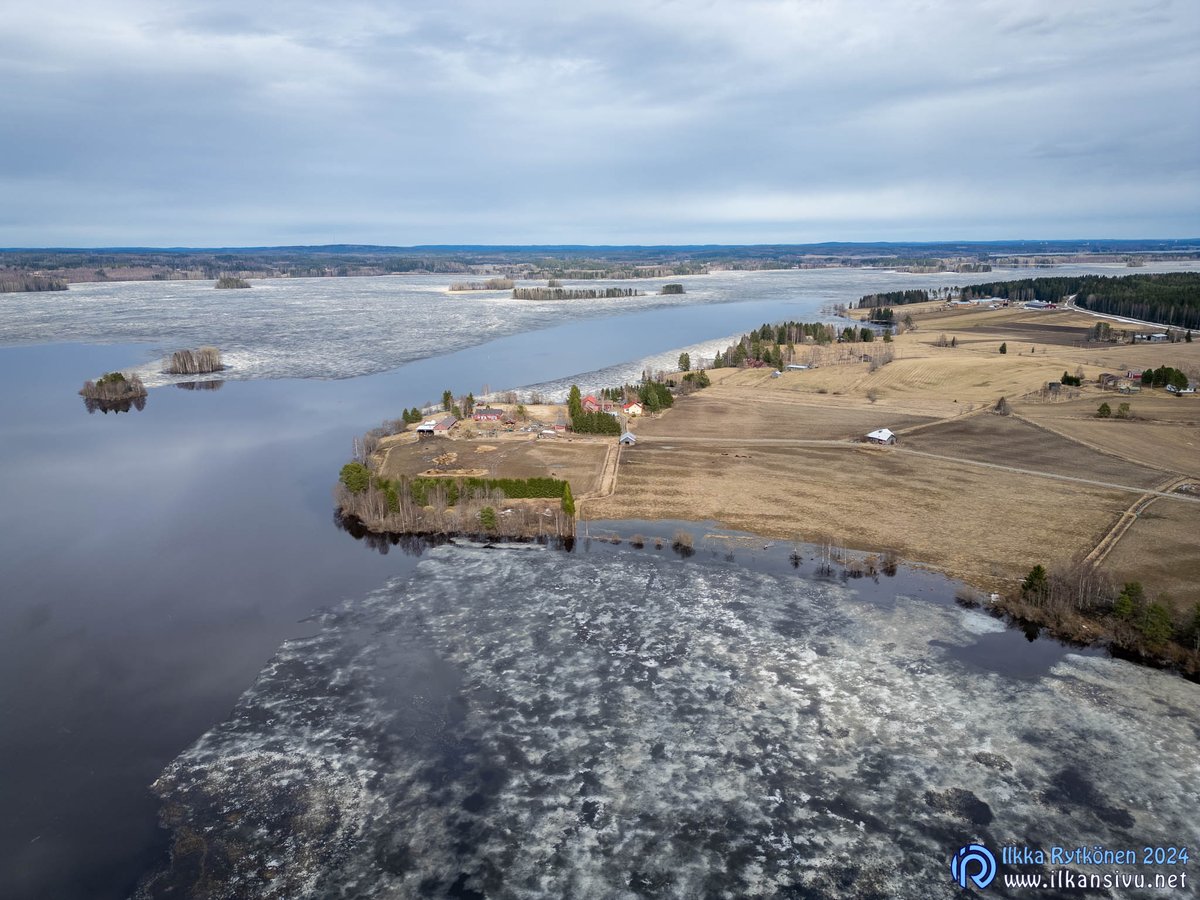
<box><xmin>1</xmin><ymin>0</ymin><xmax>1197</xmax><ymax>246</ymax></box>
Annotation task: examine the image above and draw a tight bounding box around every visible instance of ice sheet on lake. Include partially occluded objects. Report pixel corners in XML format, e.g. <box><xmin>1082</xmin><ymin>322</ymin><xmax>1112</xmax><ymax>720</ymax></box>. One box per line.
<box><xmin>4</xmin><ymin>264</ymin><xmax>1177</xmax><ymax>384</ymax></box>
<box><xmin>138</xmin><ymin>547</ymin><xmax>1199</xmax><ymax>899</ymax></box>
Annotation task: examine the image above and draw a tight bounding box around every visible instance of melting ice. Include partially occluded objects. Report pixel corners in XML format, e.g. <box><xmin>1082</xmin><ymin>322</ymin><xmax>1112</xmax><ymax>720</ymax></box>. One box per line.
<box><xmin>137</xmin><ymin>546</ymin><xmax>1199</xmax><ymax>899</ymax></box>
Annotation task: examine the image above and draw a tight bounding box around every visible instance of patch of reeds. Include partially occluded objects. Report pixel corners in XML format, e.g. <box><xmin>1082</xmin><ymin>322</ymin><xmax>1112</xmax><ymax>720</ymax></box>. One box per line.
<box><xmin>166</xmin><ymin>347</ymin><xmax>223</xmax><ymax>375</ymax></box>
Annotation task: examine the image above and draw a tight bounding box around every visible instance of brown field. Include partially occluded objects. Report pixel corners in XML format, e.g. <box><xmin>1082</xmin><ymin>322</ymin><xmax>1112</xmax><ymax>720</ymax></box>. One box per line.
<box><xmin>635</xmin><ymin>386</ymin><xmax>935</xmax><ymax>440</ymax></box>
<box><xmin>901</xmin><ymin>414</ymin><xmax>1169</xmax><ymax>488</ymax></box>
<box><xmin>378</xmin><ymin>434</ymin><xmax>609</xmax><ymax>494</ymax></box>
<box><xmin>587</xmin><ymin>441</ymin><xmax>1132</xmax><ymax>590</ymax></box>
<box><xmin>595</xmin><ymin>304</ymin><xmax>1200</xmax><ymax>600</ymax></box>
<box><xmin>1104</xmin><ymin>499</ymin><xmax>1200</xmax><ymax>610</ymax></box>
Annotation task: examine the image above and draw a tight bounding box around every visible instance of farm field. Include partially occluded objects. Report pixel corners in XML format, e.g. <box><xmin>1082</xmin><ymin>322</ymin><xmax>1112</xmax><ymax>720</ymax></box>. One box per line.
<box><xmin>1017</xmin><ymin>395</ymin><xmax>1200</xmax><ymax>475</ymax></box>
<box><xmin>634</xmin><ymin>385</ymin><xmax>935</xmax><ymax>440</ymax></box>
<box><xmin>901</xmin><ymin>414</ymin><xmax>1170</xmax><ymax>488</ymax></box>
<box><xmin>1104</xmin><ymin>499</ymin><xmax>1200</xmax><ymax>613</ymax></box>
<box><xmin>600</xmin><ymin>302</ymin><xmax>1200</xmax><ymax>604</ymax></box>
<box><xmin>378</xmin><ymin>434</ymin><xmax>609</xmax><ymax>494</ymax></box>
<box><xmin>587</xmin><ymin>441</ymin><xmax>1132</xmax><ymax>590</ymax></box>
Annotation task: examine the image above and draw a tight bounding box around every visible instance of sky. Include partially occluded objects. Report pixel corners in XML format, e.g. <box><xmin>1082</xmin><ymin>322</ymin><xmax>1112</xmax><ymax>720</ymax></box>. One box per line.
<box><xmin>1</xmin><ymin>0</ymin><xmax>1197</xmax><ymax>246</ymax></box>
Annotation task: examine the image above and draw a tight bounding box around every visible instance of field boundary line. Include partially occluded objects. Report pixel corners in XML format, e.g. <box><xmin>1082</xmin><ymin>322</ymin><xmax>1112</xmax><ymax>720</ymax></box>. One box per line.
<box><xmin>1010</xmin><ymin>412</ymin><xmax>1189</xmax><ymax>477</ymax></box>
<box><xmin>1083</xmin><ymin>476</ymin><xmax>1192</xmax><ymax>568</ymax></box>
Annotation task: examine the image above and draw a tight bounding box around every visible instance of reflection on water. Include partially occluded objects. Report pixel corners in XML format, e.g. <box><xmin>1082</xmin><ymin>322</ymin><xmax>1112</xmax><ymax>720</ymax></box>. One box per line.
<box><xmin>83</xmin><ymin>394</ymin><xmax>147</xmax><ymax>413</ymax></box>
<box><xmin>173</xmin><ymin>380</ymin><xmax>223</xmax><ymax>391</ymax></box>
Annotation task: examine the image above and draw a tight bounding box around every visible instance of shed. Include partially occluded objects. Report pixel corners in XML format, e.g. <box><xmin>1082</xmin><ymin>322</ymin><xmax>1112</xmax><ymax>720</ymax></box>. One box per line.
<box><xmin>785</xmin><ymin>364</ymin><xmax>809</xmax><ymax>370</ymax></box>
<box><xmin>865</xmin><ymin>428</ymin><xmax>896</xmax><ymax>445</ymax></box>
<box><xmin>619</xmin><ymin>432</ymin><xmax>637</xmax><ymax>445</ymax></box>
<box><xmin>770</xmin><ymin>370</ymin><xmax>782</xmax><ymax>378</ymax></box>
<box><xmin>433</xmin><ymin>415</ymin><xmax>458</xmax><ymax>432</ymax></box>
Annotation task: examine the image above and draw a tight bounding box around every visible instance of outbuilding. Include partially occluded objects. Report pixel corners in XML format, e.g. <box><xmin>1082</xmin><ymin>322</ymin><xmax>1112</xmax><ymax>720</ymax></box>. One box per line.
<box><xmin>619</xmin><ymin>432</ymin><xmax>637</xmax><ymax>445</ymax></box>
<box><xmin>865</xmin><ymin>428</ymin><xmax>896</xmax><ymax>445</ymax></box>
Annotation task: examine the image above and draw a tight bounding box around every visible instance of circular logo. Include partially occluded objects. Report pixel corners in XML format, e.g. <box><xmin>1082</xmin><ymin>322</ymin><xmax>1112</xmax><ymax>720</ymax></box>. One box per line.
<box><xmin>951</xmin><ymin>843</ymin><xmax>997</xmax><ymax>889</ymax></box>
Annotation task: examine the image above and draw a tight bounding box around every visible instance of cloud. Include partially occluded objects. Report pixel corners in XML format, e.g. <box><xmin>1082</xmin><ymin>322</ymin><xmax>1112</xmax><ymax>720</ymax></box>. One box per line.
<box><xmin>0</xmin><ymin>0</ymin><xmax>1197</xmax><ymax>244</ymax></box>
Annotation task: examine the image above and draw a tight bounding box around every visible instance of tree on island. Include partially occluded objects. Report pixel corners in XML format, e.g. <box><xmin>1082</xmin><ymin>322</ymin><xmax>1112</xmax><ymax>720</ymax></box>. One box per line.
<box><xmin>999</xmin><ymin>342</ymin><xmax>1007</xmax><ymax>354</ymax></box>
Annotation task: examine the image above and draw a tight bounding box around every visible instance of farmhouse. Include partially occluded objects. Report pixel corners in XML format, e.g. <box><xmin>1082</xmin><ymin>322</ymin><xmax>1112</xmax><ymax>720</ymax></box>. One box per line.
<box><xmin>865</xmin><ymin>428</ymin><xmax>897</xmax><ymax>445</ymax></box>
<box><xmin>622</xmin><ymin>401</ymin><xmax>643</xmax><ymax>416</ymax></box>
<box><xmin>581</xmin><ymin>395</ymin><xmax>603</xmax><ymax>412</ymax></box>
<box><xmin>472</xmin><ymin>407</ymin><xmax>504</xmax><ymax>421</ymax></box>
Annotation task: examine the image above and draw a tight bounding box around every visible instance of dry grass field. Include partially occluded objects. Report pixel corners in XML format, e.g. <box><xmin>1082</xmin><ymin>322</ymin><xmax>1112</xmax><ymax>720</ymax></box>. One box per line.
<box><xmin>587</xmin><ymin>441</ymin><xmax>1132</xmax><ymax>591</ymax></box>
<box><xmin>1104</xmin><ymin>499</ymin><xmax>1200</xmax><ymax>607</ymax></box>
<box><xmin>378</xmin><ymin>434</ymin><xmax>609</xmax><ymax>494</ymax></box>
<box><xmin>635</xmin><ymin>387</ymin><xmax>935</xmax><ymax>441</ymax></box>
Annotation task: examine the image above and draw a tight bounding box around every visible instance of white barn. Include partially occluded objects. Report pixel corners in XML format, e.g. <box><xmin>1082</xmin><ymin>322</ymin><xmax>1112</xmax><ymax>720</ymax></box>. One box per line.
<box><xmin>865</xmin><ymin>428</ymin><xmax>896</xmax><ymax>445</ymax></box>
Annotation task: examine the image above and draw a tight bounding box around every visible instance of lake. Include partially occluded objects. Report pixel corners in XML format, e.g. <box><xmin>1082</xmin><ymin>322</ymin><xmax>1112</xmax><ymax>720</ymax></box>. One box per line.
<box><xmin>1</xmin><ymin>264</ymin><xmax>1195</xmax><ymax>898</ymax></box>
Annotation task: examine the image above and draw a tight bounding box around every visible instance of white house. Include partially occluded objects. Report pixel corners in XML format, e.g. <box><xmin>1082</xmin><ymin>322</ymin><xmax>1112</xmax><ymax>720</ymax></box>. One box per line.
<box><xmin>865</xmin><ymin>428</ymin><xmax>896</xmax><ymax>445</ymax></box>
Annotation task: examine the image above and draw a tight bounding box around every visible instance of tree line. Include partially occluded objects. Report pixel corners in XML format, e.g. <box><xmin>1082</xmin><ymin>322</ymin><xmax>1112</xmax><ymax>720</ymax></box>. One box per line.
<box><xmin>0</xmin><ymin>274</ymin><xmax>68</xmax><ymax>292</ymax></box>
<box><xmin>855</xmin><ymin>289</ymin><xmax>932</xmax><ymax>309</ymax></box>
<box><xmin>1019</xmin><ymin>564</ymin><xmax>1200</xmax><ymax>672</ymax></box>
<box><xmin>512</xmin><ymin>287</ymin><xmax>644</xmax><ymax>301</ymax></box>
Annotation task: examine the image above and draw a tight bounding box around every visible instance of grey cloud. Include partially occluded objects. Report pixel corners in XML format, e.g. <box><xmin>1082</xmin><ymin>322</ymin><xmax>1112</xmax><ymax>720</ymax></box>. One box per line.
<box><xmin>0</xmin><ymin>0</ymin><xmax>1196</xmax><ymax>245</ymax></box>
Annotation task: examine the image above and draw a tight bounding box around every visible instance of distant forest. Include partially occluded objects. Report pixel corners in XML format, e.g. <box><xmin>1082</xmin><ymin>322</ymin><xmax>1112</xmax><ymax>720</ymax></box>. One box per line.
<box><xmin>2</xmin><ymin>240</ymin><xmax>1197</xmax><ymax>286</ymax></box>
<box><xmin>961</xmin><ymin>273</ymin><xmax>1200</xmax><ymax>330</ymax></box>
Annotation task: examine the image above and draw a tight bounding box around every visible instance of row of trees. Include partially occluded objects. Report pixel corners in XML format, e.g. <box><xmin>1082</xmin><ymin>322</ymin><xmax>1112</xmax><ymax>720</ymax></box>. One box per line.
<box><xmin>448</xmin><ymin>277</ymin><xmax>514</xmax><ymax>290</ymax></box>
<box><xmin>855</xmin><ymin>289</ymin><xmax>931</xmax><ymax>309</ymax></box>
<box><xmin>0</xmin><ymin>274</ymin><xmax>67</xmax><ymax>292</ymax></box>
<box><xmin>1140</xmin><ymin>366</ymin><xmax>1191</xmax><ymax>390</ymax></box>
<box><xmin>512</xmin><ymin>287</ymin><xmax>644</xmax><ymax>300</ymax></box>
<box><xmin>336</xmin><ymin>465</ymin><xmax>575</xmax><ymax>539</ymax></box>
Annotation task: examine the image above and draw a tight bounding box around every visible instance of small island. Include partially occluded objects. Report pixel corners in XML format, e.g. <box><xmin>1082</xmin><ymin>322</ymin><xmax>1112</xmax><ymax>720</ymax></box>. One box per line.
<box><xmin>79</xmin><ymin>371</ymin><xmax>147</xmax><ymax>413</ymax></box>
<box><xmin>166</xmin><ymin>347</ymin><xmax>224</xmax><ymax>375</ymax></box>
<box><xmin>660</xmin><ymin>283</ymin><xmax>685</xmax><ymax>294</ymax></box>
<box><xmin>214</xmin><ymin>275</ymin><xmax>251</xmax><ymax>289</ymax></box>
<box><xmin>512</xmin><ymin>287</ymin><xmax>643</xmax><ymax>301</ymax></box>
<box><xmin>448</xmin><ymin>277</ymin><xmax>515</xmax><ymax>291</ymax></box>
<box><xmin>1</xmin><ymin>274</ymin><xmax>67</xmax><ymax>293</ymax></box>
